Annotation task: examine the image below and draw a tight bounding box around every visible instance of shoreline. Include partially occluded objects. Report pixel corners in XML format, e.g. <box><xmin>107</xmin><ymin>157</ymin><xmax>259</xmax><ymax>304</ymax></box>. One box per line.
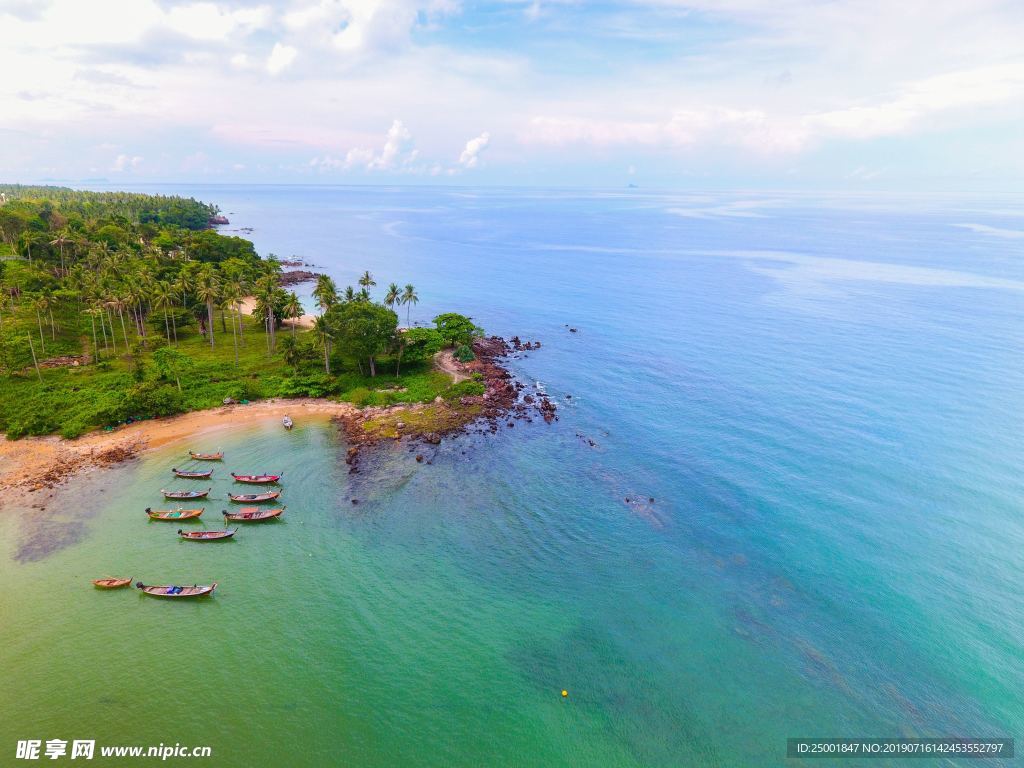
<box><xmin>0</xmin><ymin>336</ymin><xmax>558</xmax><ymax>505</ymax></box>
<box><xmin>0</xmin><ymin>399</ymin><xmax>357</xmax><ymax>504</ymax></box>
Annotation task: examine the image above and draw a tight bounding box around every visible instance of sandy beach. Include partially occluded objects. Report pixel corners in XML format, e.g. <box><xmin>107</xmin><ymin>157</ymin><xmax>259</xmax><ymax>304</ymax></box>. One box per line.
<box><xmin>0</xmin><ymin>398</ymin><xmax>358</xmax><ymax>503</ymax></box>
<box><xmin>240</xmin><ymin>296</ymin><xmax>316</xmax><ymax>329</ymax></box>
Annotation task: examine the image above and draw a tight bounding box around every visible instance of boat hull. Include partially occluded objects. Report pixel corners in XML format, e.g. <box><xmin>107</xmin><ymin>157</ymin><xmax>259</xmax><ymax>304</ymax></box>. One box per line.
<box><xmin>227</xmin><ymin>492</ymin><xmax>280</xmax><ymax>503</ymax></box>
<box><xmin>147</xmin><ymin>508</ymin><xmax>204</xmax><ymax>521</ymax></box>
<box><xmin>93</xmin><ymin>577</ymin><xmax>133</xmax><ymax>589</ymax></box>
<box><xmin>231</xmin><ymin>473</ymin><xmax>281</xmax><ymax>484</ymax></box>
<box><xmin>137</xmin><ymin>582</ymin><xmax>218</xmax><ymax>598</ymax></box>
<box><xmin>162</xmin><ymin>488</ymin><xmax>211</xmax><ymax>500</ymax></box>
<box><xmin>189</xmin><ymin>452</ymin><xmax>223</xmax><ymax>461</ymax></box>
<box><xmin>178</xmin><ymin>529</ymin><xmax>237</xmax><ymax>540</ymax></box>
<box><xmin>223</xmin><ymin>507</ymin><xmax>284</xmax><ymax>522</ymax></box>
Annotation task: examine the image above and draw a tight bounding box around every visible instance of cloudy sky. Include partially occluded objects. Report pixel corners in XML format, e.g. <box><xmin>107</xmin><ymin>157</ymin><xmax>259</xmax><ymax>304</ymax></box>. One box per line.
<box><xmin>2</xmin><ymin>0</ymin><xmax>1023</xmax><ymax>188</ymax></box>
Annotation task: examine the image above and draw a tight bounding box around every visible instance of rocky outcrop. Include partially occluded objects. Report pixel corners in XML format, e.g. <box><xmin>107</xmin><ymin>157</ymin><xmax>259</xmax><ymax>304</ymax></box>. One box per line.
<box><xmin>279</xmin><ymin>270</ymin><xmax>321</xmax><ymax>287</ymax></box>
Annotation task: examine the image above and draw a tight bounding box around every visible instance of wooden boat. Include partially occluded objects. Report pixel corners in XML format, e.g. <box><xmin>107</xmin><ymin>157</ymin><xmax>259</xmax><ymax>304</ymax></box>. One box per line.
<box><xmin>147</xmin><ymin>507</ymin><xmax>204</xmax><ymax>520</ymax></box>
<box><xmin>222</xmin><ymin>506</ymin><xmax>284</xmax><ymax>522</ymax></box>
<box><xmin>231</xmin><ymin>472</ymin><xmax>282</xmax><ymax>484</ymax></box>
<box><xmin>189</xmin><ymin>451</ymin><xmax>223</xmax><ymax>461</ymax></box>
<box><xmin>177</xmin><ymin>528</ymin><xmax>237</xmax><ymax>541</ymax></box>
<box><xmin>172</xmin><ymin>467</ymin><xmax>213</xmax><ymax>479</ymax></box>
<box><xmin>162</xmin><ymin>487</ymin><xmax>211</xmax><ymax>500</ymax></box>
<box><xmin>227</xmin><ymin>490</ymin><xmax>280</xmax><ymax>503</ymax></box>
<box><xmin>283</xmin><ymin>416</ymin><xmax>293</xmax><ymax>430</ymax></box>
<box><xmin>92</xmin><ymin>576</ymin><xmax>133</xmax><ymax>589</ymax></box>
<box><xmin>136</xmin><ymin>582</ymin><xmax>217</xmax><ymax>598</ymax></box>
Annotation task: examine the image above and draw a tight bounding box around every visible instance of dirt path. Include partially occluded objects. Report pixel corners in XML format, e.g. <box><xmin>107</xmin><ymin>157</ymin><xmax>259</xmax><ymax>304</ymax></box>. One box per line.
<box><xmin>433</xmin><ymin>350</ymin><xmax>470</xmax><ymax>383</ymax></box>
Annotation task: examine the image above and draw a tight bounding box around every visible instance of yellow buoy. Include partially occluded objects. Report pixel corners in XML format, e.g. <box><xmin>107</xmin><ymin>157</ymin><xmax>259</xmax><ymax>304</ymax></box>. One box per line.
<box><xmin>561</xmin><ymin>690</ymin><xmax>568</xmax><ymax>697</ymax></box>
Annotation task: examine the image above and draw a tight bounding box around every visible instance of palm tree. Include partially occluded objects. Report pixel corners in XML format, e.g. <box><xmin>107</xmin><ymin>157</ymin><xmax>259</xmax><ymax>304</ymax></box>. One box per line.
<box><xmin>84</xmin><ymin>306</ymin><xmax>100</xmax><ymax>362</ymax></box>
<box><xmin>49</xmin><ymin>230</ymin><xmax>76</xmax><ymax>274</ymax></box>
<box><xmin>32</xmin><ymin>296</ymin><xmax>48</xmax><ymax>353</ymax></box>
<box><xmin>312</xmin><ymin>315</ymin><xmax>333</xmax><ymax>374</ymax></box>
<box><xmin>194</xmin><ymin>265</ymin><xmax>220</xmax><ymax>348</ymax></box>
<box><xmin>283</xmin><ymin>292</ymin><xmax>302</xmax><ymax>337</ymax></box>
<box><xmin>254</xmin><ymin>276</ymin><xmax>279</xmax><ymax>354</ymax></box>
<box><xmin>384</xmin><ymin>282</ymin><xmax>400</xmax><ymax>311</ymax></box>
<box><xmin>342</xmin><ymin>285</ymin><xmax>356</xmax><ymax>303</ymax></box>
<box><xmin>313</xmin><ymin>275</ymin><xmax>338</xmax><ymax>313</ymax></box>
<box><xmin>358</xmin><ymin>270</ymin><xmax>376</xmax><ymax>294</ymax></box>
<box><xmin>280</xmin><ymin>334</ymin><xmax>302</xmax><ymax>369</ymax></box>
<box><xmin>400</xmin><ymin>283</ymin><xmax>418</xmax><ymax>327</ymax></box>
<box><xmin>150</xmin><ymin>280</ymin><xmax>176</xmax><ymax>345</ymax></box>
<box><xmin>220</xmin><ymin>281</ymin><xmax>243</xmax><ymax>366</ymax></box>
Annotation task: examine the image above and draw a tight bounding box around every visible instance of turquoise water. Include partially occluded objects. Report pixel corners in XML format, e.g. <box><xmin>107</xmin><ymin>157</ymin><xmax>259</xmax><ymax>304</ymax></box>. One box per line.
<box><xmin>2</xmin><ymin>187</ymin><xmax>1023</xmax><ymax>765</ymax></box>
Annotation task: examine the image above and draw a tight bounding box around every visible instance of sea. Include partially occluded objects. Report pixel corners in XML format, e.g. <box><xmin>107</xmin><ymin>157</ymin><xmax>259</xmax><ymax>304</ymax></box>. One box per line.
<box><xmin>1</xmin><ymin>185</ymin><xmax>1022</xmax><ymax>766</ymax></box>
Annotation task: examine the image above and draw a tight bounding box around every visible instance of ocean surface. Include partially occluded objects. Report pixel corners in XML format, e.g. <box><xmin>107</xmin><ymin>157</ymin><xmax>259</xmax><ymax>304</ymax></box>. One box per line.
<box><xmin>2</xmin><ymin>186</ymin><xmax>1023</xmax><ymax>766</ymax></box>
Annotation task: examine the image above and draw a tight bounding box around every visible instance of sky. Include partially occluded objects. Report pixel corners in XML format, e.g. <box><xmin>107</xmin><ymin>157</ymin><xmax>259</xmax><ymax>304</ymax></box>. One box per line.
<box><xmin>2</xmin><ymin>0</ymin><xmax>1024</xmax><ymax>189</ymax></box>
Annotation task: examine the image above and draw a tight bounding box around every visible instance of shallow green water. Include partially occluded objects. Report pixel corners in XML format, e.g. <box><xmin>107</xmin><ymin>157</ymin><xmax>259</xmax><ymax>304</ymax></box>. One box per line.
<box><xmin>0</xmin><ymin>420</ymin><xmax>649</xmax><ymax>766</ymax></box>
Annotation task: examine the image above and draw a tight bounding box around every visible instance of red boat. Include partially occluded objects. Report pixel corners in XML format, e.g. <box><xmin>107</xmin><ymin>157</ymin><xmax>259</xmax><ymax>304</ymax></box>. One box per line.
<box><xmin>231</xmin><ymin>472</ymin><xmax>282</xmax><ymax>484</ymax></box>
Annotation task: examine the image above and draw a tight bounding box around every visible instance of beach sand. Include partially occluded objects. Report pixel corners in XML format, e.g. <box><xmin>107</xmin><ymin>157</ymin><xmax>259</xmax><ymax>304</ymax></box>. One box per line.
<box><xmin>0</xmin><ymin>398</ymin><xmax>358</xmax><ymax>504</ymax></box>
<box><xmin>240</xmin><ymin>296</ymin><xmax>316</xmax><ymax>329</ymax></box>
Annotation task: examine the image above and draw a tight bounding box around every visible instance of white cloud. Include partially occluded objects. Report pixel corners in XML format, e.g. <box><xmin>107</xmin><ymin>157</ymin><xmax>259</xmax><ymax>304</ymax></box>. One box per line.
<box><xmin>111</xmin><ymin>154</ymin><xmax>143</xmax><ymax>171</ymax></box>
<box><xmin>458</xmin><ymin>131</ymin><xmax>490</xmax><ymax>168</ymax></box>
<box><xmin>311</xmin><ymin>119</ymin><xmax>422</xmax><ymax>172</ymax></box>
<box><xmin>266</xmin><ymin>43</ymin><xmax>298</xmax><ymax>75</ymax></box>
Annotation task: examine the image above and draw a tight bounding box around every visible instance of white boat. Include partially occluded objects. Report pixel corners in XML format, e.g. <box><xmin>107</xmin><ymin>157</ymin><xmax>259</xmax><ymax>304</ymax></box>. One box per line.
<box><xmin>282</xmin><ymin>416</ymin><xmax>293</xmax><ymax>430</ymax></box>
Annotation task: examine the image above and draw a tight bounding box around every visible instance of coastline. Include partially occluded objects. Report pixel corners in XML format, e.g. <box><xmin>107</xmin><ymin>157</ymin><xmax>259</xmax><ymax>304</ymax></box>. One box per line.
<box><xmin>0</xmin><ymin>336</ymin><xmax>557</xmax><ymax>504</ymax></box>
<box><xmin>0</xmin><ymin>398</ymin><xmax>357</xmax><ymax>505</ymax></box>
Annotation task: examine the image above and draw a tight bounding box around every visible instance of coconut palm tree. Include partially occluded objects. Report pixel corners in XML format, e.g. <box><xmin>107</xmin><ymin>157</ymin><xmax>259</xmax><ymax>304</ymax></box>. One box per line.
<box><xmin>49</xmin><ymin>230</ymin><xmax>77</xmax><ymax>274</ymax></box>
<box><xmin>342</xmin><ymin>285</ymin><xmax>356</xmax><ymax>303</ymax></box>
<box><xmin>32</xmin><ymin>296</ymin><xmax>48</xmax><ymax>353</ymax></box>
<box><xmin>254</xmin><ymin>276</ymin><xmax>279</xmax><ymax>354</ymax></box>
<box><xmin>400</xmin><ymin>283</ymin><xmax>418</xmax><ymax>327</ymax></box>
<box><xmin>283</xmin><ymin>292</ymin><xmax>302</xmax><ymax>337</ymax></box>
<box><xmin>194</xmin><ymin>265</ymin><xmax>220</xmax><ymax>348</ymax></box>
<box><xmin>220</xmin><ymin>280</ymin><xmax>243</xmax><ymax>366</ymax></box>
<box><xmin>150</xmin><ymin>280</ymin><xmax>177</xmax><ymax>345</ymax></box>
<box><xmin>358</xmin><ymin>270</ymin><xmax>376</xmax><ymax>292</ymax></box>
<box><xmin>312</xmin><ymin>315</ymin><xmax>333</xmax><ymax>374</ymax></box>
<box><xmin>384</xmin><ymin>282</ymin><xmax>400</xmax><ymax>312</ymax></box>
<box><xmin>313</xmin><ymin>274</ymin><xmax>338</xmax><ymax>313</ymax></box>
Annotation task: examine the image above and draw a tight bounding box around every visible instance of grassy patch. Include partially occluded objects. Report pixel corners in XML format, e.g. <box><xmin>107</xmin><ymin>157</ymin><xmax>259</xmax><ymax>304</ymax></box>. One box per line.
<box><xmin>361</xmin><ymin>401</ymin><xmax>484</xmax><ymax>440</ymax></box>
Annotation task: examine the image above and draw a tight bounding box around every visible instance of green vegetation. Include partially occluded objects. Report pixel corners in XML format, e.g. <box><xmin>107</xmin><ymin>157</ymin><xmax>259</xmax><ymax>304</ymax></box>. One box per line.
<box><xmin>0</xmin><ymin>186</ymin><xmax>485</xmax><ymax>439</ymax></box>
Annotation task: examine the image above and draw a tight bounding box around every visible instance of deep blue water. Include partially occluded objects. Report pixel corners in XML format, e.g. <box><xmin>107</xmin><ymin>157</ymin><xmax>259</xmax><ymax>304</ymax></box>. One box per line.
<box><xmin>83</xmin><ymin>185</ymin><xmax>1024</xmax><ymax>763</ymax></box>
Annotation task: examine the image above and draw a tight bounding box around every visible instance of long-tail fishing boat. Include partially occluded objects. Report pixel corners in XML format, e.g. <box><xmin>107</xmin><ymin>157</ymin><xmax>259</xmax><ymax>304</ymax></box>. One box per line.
<box><xmin>92</xmin><ymin>576</ymin><xmax>133</xmax><ymax>589</ymax></box>
<box><xmin>136</xmin><ymin>582</ymin><xmax>218</xmax><ymax>598</ymax></box>
<box><xmin>177</xmin><ymin>528</ymin><xmax>237</xmax><ymax>541</ymax></box>
<box><xmin>230</xmin><ymin>472</ymin><xmax>282</xmax><ymax>484</ymax></box>
<box><xmin>189</xmin><ymin>451</ymin><xmax>223</xmax><ymax>461</ymax></box>
<box><xmin>161</xmin><ymin>488</ymin><xmax>211</xmax><ymax>500</ymax></box>
<box><xmin>172</xmin><ymin>467</ymin><xmax>214</xmax><ymax>479</ymax></box>
<box><xmin>147</xmin><ymin>507</ymin><xmax>204</xmax><ymax>521</ymax></box>
<box><xmin>222</xmin><ymin>506</ymin><xmax>284</xmax><ymax>522</ymax></box>
<box><xmin>227</xmin><ymin>490</ymin><xmax>280</xmax><ymax>503</ymax></box>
